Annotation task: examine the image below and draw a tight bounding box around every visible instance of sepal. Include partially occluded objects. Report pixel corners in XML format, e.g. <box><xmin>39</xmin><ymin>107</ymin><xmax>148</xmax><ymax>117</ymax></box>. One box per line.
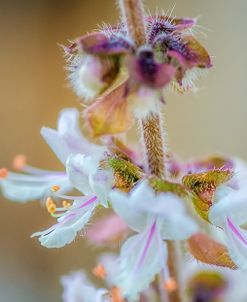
<box><xmin>188</xmin><ymin>233</ymin><xmax>237</xmax><ymax>269</ymax></box>
<box><xmin>182</xmin><ymin>170</ymin><xmax>233</xmax><ymax>221</ymax></box>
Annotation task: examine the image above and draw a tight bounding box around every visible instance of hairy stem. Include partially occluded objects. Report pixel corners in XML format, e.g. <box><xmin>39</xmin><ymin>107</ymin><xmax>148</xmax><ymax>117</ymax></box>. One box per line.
<box><xmin>119</xmin><ymin>0</ymin><xmax>181</xmax><ymax>301</ymax></box>
<box><xmin>140</xmin><ymin>112</ymin><xmax>166</xmax><ymax>178</ymax></box>
<box><xmin>119</xmin><ymin>0</ymin><xmax>146</xmax><ymax>47</ymax></box>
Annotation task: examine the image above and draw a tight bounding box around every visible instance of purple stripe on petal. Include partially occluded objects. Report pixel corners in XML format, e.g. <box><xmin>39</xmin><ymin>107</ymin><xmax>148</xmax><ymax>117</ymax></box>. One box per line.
<box><xmin>78</xmin><ymin>196</ymin><xmax>97</xmax><ymax>209</ymax></box>
<box><xmin>137</xmin><ymin>222</ymin><xmax>156</xmax><ymax>269</ymax></box>
<box><xmin>43</xmin><ymin>198</ymin><xmax>97</xmax><ymax>234</ymax></box>
<box><xmin>227</xmin><ymin>217</ymin><xmax>247</xmax><ymax>246</ymax></box>
<box><xmin>48</xmin><ymin>197</ymin><xmax>97</xmax><ymax>232</ymax></box>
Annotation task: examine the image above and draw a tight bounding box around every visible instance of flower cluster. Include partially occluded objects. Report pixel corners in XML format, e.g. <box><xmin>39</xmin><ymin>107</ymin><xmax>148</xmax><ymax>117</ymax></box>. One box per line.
<box><xmin>65</xmin><ymin>14</ymin><xmax>211</xmax><ymax>136</ymax></box>
<box><xmin>1</xmin><ymin>5</ymin><xmax>247</xmax><ymax>302</ymax></box>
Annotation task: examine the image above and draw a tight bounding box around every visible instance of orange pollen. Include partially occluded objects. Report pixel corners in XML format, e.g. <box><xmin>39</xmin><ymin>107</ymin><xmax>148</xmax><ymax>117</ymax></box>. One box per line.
<box><xmin>46</xmin><ymin>197</ymin><xmax>56</xmax><ymax>214</ymax></box>
<box><xmin>62</xmin><ymin>200</ymin><xmax>71</xmax><ymax>208</ymax></box>
<box><xmin>0</xmin><ymin>168</ymin><xmax>8</xmax><ymax>179</ymax></box>
<box><xmin>13</xmin><ymin>154</ymin><xmax>27</xmax><ymax>170</ymax></box>
<box><xmin>47</xmin><ymin>203</ymin><xmax>56</xmax><ymax>214</ymax></box>
<box><xmin>164</xmin><ymin>278</ymin><xmax>177</xmax><ymax>292</ymax></box>
<box><xmin>46</xmin><ymin>197</ymin><xmax>54</xmax><ymax>208</ymax></box>
<box><xmin>51</xmin><ymin>185</ymin><xmax>60</xmax><ymax>192</ymax></box>
<box><xmin>110</xmin><ymin>287</ymin><xmax>123</xmax><ymax>302</ymax></box>
<box><xmin>92</xmin><ymin>264</ymin><xmax>106</xmax><ymax>280</ymax></box>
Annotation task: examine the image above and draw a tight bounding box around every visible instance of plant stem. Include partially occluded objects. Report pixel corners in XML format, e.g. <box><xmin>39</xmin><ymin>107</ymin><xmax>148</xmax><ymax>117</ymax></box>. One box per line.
<box><xmin>140</xmin><ymin>112</ymin><xmax>166</xmax><ymax>178</ymax></box>
<box><xmin>119</xmin><ymin>0</ymin><xmax>181</xmax><ymax>301</ymax></box>
<box><xmin>119</xmin><ymin>0</ymin><xmax>146</xmax><ymax>47</ymax></box>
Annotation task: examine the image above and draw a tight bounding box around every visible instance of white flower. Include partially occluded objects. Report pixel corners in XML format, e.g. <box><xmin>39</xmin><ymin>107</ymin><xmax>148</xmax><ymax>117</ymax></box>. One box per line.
<box><xmin>32</xmin><ymin>154</ymin><xmax>113</xmax><ymax>248</ymax></box>
<box><xmin>0</xmin><ymin>167</ymin><xmax>70</xmax><ymax>203</ymax></box>
<box><xmin>0</xmin><ymin>108</ymin><xmax>107</xmax><ymax>203</ymax></box>
<box><xmin>41</xmin><ymin>107</ymin><xmax>106</xmax><ymax>165</ymax></box>
<box><xmin>61</xmin><ymin>271</ymin><xmax>109</xmax><ymax>302</ymax></box>
<box><xmin>109</xmin><ymin>181</ymin><xmax>198</xmax><ymax>300</ymax></box>
<box><xmin>66</xmin><ymin>153</ymin><xmax>113</xmax><ymax>207</ymax></box>
<box><xmin>209</xmin><ymin>186</ymin><xmax>247</xmax><ymax>270</ymax></box>
<box><xmin>32</xmin><ymin>195</ymin><xmax>97</xmax><ymax>248</ymax></box>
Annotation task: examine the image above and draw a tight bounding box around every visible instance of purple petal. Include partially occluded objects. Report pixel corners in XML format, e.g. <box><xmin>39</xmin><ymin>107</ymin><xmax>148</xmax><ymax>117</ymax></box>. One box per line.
<box><xmin>77</xmin><ymin>32</ymin><xmax>133</xmax><ymax>55</ymax></box>
<box><xmin>131</xmin><ymin>48</ymin><xmax>176</xmax><ymax>88</ymax></box>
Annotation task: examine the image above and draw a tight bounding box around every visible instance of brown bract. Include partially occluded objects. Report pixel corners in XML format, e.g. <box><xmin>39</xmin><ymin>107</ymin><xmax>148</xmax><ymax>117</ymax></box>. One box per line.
<box><xmin>188</xmin><ymin>233</ymin><xmax>237</xmax><ymax>269</ymax></box>
<box><xmin>182</xmin><ymin>170</ymin><xmax>233</xmax><ymax>221</ymax></box>
<box><xmin>84</xmin><ymin>83</ymin><xmax>133</xmax><ymax>136</ymax></box>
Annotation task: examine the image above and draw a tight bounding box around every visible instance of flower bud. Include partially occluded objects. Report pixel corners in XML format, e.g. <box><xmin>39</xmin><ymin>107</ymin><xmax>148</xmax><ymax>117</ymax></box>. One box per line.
<box><xmin>70</xmin><ymin>54</ymin><xmax>119</xmax><ymax>101</ymax></box>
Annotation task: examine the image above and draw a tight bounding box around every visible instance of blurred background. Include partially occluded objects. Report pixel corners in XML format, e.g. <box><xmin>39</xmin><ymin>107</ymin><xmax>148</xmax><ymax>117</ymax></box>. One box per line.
<box><xmin>0</xmin><ymin>0</ymin><xmax>246</xmax><ymax>301</ymax></box>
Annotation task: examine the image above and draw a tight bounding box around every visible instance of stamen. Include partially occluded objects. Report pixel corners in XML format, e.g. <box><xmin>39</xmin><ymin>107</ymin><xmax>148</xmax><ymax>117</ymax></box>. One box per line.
<box><xmin>46</xmin><ymin>197</ymin><xmax>57</xmax><ymax>214</ymax></box>
<box><xmin>51</xmin><ymin>191</ymin><xmax>92</xmax><ymax>202</ymax></box>
<box><xmin>51</xmin><ymin>185</ymin><xmax>60</xmax><ymax>192</ymax></box>
<box><xmin>92</xmin><ymin>264</ymin><xmax>106</xmax><ymax>279</ymax></box>
<box><xmin>46</xmin><ymin>197</ymin><xmax>54</xmax><ymax>208</ymax></box>
<box><xmin>62</xmin><ymin>200</ymin><xmax>71</xmax><ymax>208</ymax></box>
<box><xmin>47</xmin><ymin>203</ymin><xmax>57</xmax><ymax>214</ymax></box>
<box><xmin>12</xmin><ymin>154</ymin><xmax>27</xmax><ymax>171</ymax></box>
<box><xmin>164</xmin><ymin>277</ymin><xmax>177</xmax><ymax>292</ymax></box>
<box><xmin>0</xmin><ymin>168</ymin><xmax>8</xmax><ymax>179</ymax></box>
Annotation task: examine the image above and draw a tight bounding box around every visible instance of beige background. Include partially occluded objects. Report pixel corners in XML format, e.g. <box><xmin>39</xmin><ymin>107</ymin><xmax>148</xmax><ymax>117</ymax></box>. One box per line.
<box><xmin>0</xmin><ymin>0</ymin><xmax>246</xmax><ymax>301</ymax></box>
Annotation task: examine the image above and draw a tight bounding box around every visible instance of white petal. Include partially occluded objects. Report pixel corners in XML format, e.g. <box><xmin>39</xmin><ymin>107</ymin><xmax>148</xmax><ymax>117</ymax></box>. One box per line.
<box><xmin>41</xmin><ymin>127</ymin><xmax>73</xmax><ymax>165</ymax></box>
<box><xmin>209</xmin><ymin>188</ymin><xmax>247</xmax><ymax>227</ymax></box>
<box><xmin>89</xmin><ymin>170</ymin><xmax>113</xmax><ymax>207</ymax></box>
<box><xmin>0</xmin><ymin>173</ymin><xmax>70</xmax><ymax>203</ymax></box>
<box><xmin>57</xmin><ymin>108</ymin><xmax>80</xmax><ymax>135</ymax></box>
<box><xmin>110</xmin><ymin>189</ymin><xmax>148</xmax><ymax>232</ymax></box>
<box><xmin>66</xmin><ymin>154</ymin><xmax>95</xmax><ymax>194</ymax></box>
<box><xmin>123</xmin><ymin>181</ymin><xmax>187</xmax><ymax>219</ymax></box>
<box><xmin>232</xmin><ymin>157</ymin><xmax>247</xmax><ymax>187</ymax></box>
<box><xmin>111</xmin><ymin>181</ymin><xmax>197</xmax><ymax>238</ymax></box>
<box><xmin>32</xmin><ymin>204</ymin><xmax>95</xmax><ymax>248</ymax></box>
<box><xmin>158</xmin><ymin>214</ymin><xmax>198</xmax><ymax>240</ymax></box>
<box><xmin>41</xmin><ymin>108</ymin><xmax>106</xmax><ymax>164</ymax></box>
<box><xmin>130</xmin><ymin>180</ymin><xmax>156</xmax><ymax>206</ymax></box>
<box><xmin>224</xmin><ymin>217</ymin><xmax>247</xmax><ymax>270</ymax></box>
<box><xmin>0</xmin><ymin>179</ymin><xmax>49</xmax><ymax>203</ymax></box>
<box><xmin>137</xmin><ymin>191</ymin><xmax>185</xmax><ymax>217</ymax></box>
<box><xmin>114</xmin><ymin>225</ymin><xmax>167</xmax><ymax>301</ymax></box>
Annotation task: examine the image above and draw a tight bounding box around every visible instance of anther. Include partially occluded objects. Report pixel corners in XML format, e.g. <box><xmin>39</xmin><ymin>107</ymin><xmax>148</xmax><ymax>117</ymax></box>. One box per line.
<box><xmin>51</xmin><ymin>185</ymin><xmax>60</xmax><ymax>192</ymax></box>
<box><xmin>13</xmin><ymin>154</ymin><xmax>27</xmax><ymax>170</ymax></box>
<box><xmin>0</xmin><ymin>168</ymin><xmax>8</xmax><ymax>179</ymax></box>
<box><xmin>46</xmin><ymin>197</ymin><xmax>54</xmax><ymax>208</ymax></box>
<box><xmin>164</xmin><ymin>277</ymin><xmax>177</xmax><ymax>292</ymax></box>
<box><xmin>92</xmin><ymin>264</ymin><xmax>106</xmax><ymax>279</ymax></box>
<box><xmin>62</xmin><ymin>200</ymin><xmax>71</xmax><ymax>208</ymax></box>
<box><xmin>46</xmin><ymin>197</ymin><xmax>56</xmax><ymax>214</ymax></box>
<box><xmin>47</xmin><ymin>203</ymin><xmax>57</xmax><ymax>214</ymax></box>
